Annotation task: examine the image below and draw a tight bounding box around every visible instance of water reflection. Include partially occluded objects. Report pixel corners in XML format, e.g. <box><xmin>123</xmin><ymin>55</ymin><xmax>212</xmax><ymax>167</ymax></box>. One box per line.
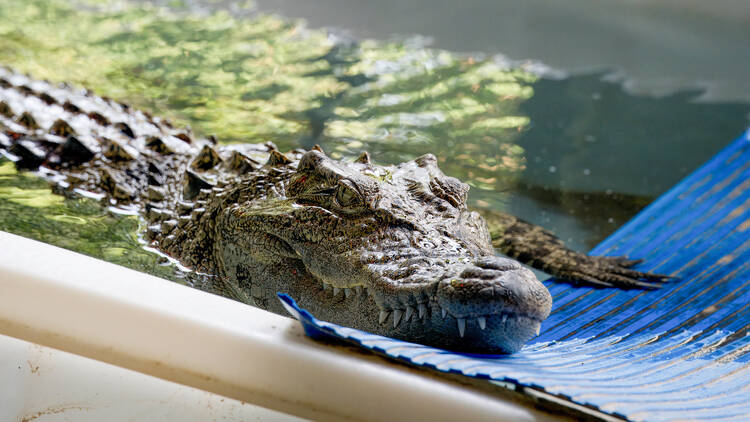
<box><xmin>300</xmin><ymin>42</ymin><xmax>533</xmax><ymax>193</ymax></box>
<box><xmin>517</xmin><ymin>73</ymin><xmax>750</xmax><ymax>197</ymax></box>
<box><xmin>509</xmin><ymin>73</ymin><xmax>750</xmax><ymax>250</ymax></box>
<box><xmin>0</xmin><ymin>0</ymin><xmax>748</xmax><ymax>279</ymax></box>
<box><xmin>300</xmin><ymin>43</ymin><xmax>750</xmax><ymax>250</ymax></box>
<box><xmin>0</xmin><ymin>161</ymin><xmax>182</xmax><ymax>282</ymax></box>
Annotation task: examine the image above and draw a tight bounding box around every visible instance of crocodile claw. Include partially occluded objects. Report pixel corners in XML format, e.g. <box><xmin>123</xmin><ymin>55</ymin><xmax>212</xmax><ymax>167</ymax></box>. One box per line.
<box><xmin>556</xmin><ymin>253</ymin><xmax>673</xmax><ymax>290</ymax></box>
<box><xmin>483</xmin><ymin>210</ymin><xmax>674</xmax><ymax>290</ymax></box>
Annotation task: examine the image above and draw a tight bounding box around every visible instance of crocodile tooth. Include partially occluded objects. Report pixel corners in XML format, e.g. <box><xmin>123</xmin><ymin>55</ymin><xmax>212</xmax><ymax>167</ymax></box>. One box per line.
<box><xmin>457</xmin><ymin>318</ymin><xmax>466</xmax><ymax>337</ymax></box>
<box><xmin>355</xmin><ymin>151</ymin><xmax>371</xmax><ymax>164</ymax></box>
<box><xmin>16</xmin><ymin>111</ymin><xmax>39</xmax><ymax>130</ymax></box>
<box><xmin>535</xmin><ymin>326</ymin><xmax>541</xmax><ymax>336</ymax></box>
<box><xmin>333</xmin><ymin>287</ymin><xmax>341</xmax><ymax>296</ymax></box>
<box><xmin>57</xmin><ymin>136</ymin><xmax>94</xmax><ymax>165</ymax></box>
<box><xmin>49</xmin><ymin>119</ymin><xmax>76</xmax><ymax>137</ymax></box>
<box><xmin>477</xmin><ymin>317</ymin><xmax>486</xmax><ymax>330</ymax></box>
<box><xmin>392</xmin><ymin>309</ymin><xmax>403</xmax><ymax>327</ymax></box>
<box><xmin>115</xmin><ymin>122</ymin><xmax>135</xmax><ymax>138</ymax></box>
<box><xmin>0</xmin><ymin>100</ymin><xmax>13</xmax><ymax>117</ymax></box>
<box><xmin>501</xmin><ymin>315</ymin><xmax>508</xmax><ymax>324</ymax></box>
<box><xmin>87</xmin><ymin>111</ymin><xmax>110</xmax><ymax>126</ymax></box>
<box><xmin>355</xmin><ymin>285</ymin><xmax>363</xmax><ymax>295</ymax></box>
<box><xmin>418</xmin><ymin>303</ymin><xmax>427</xmax><ymax>320</ymax></box>
<box><xmin>441</xmin><ymin>307</ymin><xmax>447</xmax><ymax>319</ymax></box>
<box><xmin>404</xmin><ymin>306</ymin><xmax>414</xmax><ymax>322</ymax></box>
<box><xmin>379</xmin><ymin>310</ymin><xmax>389</xmax><ymax>324</ymax></box>
<box><xmin>191</xmin><ymin>145</ymin><xmax>222</xmax><ymax>170</ymax></box>
<box><xmin>322</xmin><ymin>283</ymin><xmax>330</xmax><ymax>291</ymax></box>
<box><xmin>344</xmin><ymin>288</ymin><xmax>352</xmax><ymax>298</ymax></box>
<box><xmin>266</xmin><ymin>150</ymin><xmax>292</xmax><ymax>166</ymax></box>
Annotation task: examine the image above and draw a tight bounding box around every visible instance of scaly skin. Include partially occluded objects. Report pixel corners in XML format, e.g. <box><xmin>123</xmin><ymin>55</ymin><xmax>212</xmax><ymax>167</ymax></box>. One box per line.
<box><xmin>0</xmin><ymin>69</ymin><xmax>669</xmax><ymax>353</ymax></box>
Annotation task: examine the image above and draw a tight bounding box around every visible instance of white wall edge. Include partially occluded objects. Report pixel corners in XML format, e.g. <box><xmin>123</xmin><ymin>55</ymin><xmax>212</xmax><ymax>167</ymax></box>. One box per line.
<box><xmin>0</xmin><ymin>231</ymin><xmax>558</xmax><ymax>422</ymax></box>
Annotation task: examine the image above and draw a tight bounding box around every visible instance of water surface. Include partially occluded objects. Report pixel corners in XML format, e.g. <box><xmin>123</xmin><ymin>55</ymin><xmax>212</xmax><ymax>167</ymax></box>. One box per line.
<box><xmin>1</xmin><ymin>0</ymin><xmax>748</xmax><ymax>278</ymax></box>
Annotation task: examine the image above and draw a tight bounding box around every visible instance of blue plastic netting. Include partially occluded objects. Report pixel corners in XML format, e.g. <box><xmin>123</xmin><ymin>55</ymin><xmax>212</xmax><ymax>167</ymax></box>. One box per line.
<box><xmin>280</xmin><ymin>129</ymin><xmax>750</xmax><ymax>421</ymax></box>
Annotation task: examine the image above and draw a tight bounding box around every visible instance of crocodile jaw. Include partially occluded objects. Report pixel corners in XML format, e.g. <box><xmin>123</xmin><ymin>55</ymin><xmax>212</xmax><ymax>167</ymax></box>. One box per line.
<box><xmin>312</xmin><ymin>280</ymin><xmax>548</xmax><ymax>353</ymax></box>
<box><xmin>291</xmin><ymin>240</ymin><xmax>551</xmax><ymax>353</ymax></box>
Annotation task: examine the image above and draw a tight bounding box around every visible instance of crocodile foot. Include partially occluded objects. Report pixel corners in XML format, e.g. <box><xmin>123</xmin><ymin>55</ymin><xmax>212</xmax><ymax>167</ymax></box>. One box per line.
<box><xmin>546</xmin><ymin>252</ymin><xmax>673</xmax><ymax>289</ymax></box>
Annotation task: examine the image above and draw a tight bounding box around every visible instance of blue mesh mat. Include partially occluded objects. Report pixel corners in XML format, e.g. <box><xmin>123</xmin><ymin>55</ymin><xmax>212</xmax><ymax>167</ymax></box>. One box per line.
<box><xmin>278</xmin><ymin>129</ymin><xmax>750</xmax><ymax>421</ymax></box>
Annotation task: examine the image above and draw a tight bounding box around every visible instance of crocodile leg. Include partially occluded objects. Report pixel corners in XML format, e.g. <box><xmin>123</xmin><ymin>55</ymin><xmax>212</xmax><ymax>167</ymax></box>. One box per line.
<box><xmin>480</xmin><ymin>210</ymin><xmax>671</xmax><ymax>289</ymax></box>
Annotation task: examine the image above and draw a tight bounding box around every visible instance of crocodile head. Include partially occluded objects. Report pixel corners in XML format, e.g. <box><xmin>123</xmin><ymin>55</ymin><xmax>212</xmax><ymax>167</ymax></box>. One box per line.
<box><xmin>216</xmin><ymin>149</ymin><xmax>552</xmax><ymax>353</ymax></box>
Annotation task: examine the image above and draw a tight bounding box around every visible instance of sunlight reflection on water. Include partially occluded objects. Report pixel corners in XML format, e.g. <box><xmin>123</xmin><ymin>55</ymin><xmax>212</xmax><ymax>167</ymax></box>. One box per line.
<box><xmin>0</xmin><ymin>0</ymin><xmax>748</xmax><ymax>281</ymax></box>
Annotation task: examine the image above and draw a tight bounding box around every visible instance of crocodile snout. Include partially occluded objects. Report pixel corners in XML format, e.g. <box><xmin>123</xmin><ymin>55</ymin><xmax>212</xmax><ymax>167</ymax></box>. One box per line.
<box><xmin>438</xmin><ymin>256</ymin><xmax>552</xmax><ymax>321</ymax></box>
<box><xmin>439</xmin><ymin>256</ymin><xmax>552</xmax><ymax>321</ymax></box>
<box><xmin>434</xmin><ymin>255</ymin><xmax>552</xmax><ymax>352</ymax></box>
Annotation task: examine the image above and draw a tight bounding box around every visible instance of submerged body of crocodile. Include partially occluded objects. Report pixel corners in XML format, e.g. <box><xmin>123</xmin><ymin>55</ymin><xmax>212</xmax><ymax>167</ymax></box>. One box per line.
<box><xmin>0</xmin><ymin>69</ymin><xmax>668</xmax><ymax>353</ymax></box>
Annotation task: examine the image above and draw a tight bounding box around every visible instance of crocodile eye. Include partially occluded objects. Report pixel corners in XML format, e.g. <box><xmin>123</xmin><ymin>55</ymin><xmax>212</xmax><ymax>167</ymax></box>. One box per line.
<box><xmin>335</xmin><ymin>179</ymin><xmax>362</xmax><ymax>208</ymax></box>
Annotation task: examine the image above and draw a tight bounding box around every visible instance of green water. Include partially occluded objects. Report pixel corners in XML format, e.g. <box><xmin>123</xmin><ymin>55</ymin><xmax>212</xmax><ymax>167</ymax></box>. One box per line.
<box><xmin>1</xmin><ymin>0</ymin><xmax>748</xmax><ymax>277</ymax></box>
<box><xmin>0</xmin><ymin>161</ymin><xmax>180</xmax><ymax>281</ymax></box>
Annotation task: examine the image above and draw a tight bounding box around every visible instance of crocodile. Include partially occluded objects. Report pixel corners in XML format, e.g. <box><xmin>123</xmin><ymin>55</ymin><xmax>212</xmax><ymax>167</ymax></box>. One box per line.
<box><xmin>0</xmin><ymin>68</ymin><xmax>669</xmax><ymax>353</ymax></box>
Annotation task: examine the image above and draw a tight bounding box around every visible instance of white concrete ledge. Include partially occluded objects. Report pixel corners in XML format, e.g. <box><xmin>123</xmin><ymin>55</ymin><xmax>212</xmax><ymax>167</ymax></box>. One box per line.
<box><xmin>0</xmin><ymin>231</ymin><xmax>556</xmax><ymax>421</ymax></box>
<box><xmin>0</xmin><ymin>333</ymin><xmax>306</xmax><ymax>422</ymax></box>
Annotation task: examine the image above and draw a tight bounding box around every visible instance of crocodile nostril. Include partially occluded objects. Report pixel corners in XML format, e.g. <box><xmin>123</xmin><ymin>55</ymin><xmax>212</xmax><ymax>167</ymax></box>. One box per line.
<box><xmin>474</xmin><ymin>256</ymin><xmax>522</xmax><ymax>271</ymax></box>
<box><xmin>459</xmin><ymin>267</ymin><xmax>500</xmax><ymax>280</ymax></box>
